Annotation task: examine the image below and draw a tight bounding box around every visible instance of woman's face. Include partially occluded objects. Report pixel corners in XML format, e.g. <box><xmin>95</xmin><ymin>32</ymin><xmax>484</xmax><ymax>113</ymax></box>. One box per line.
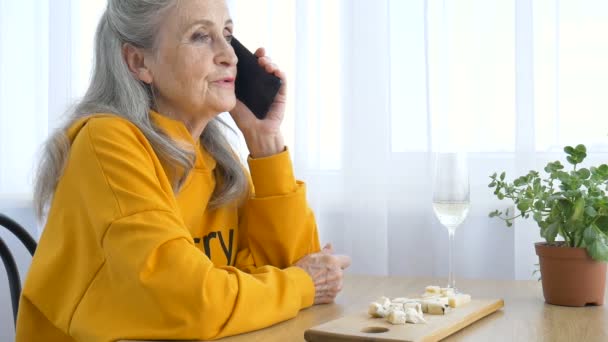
<box><xmin>148</xmin><ymin>0</ymin><xmax>237</xmax><ymax>120</ymax></box>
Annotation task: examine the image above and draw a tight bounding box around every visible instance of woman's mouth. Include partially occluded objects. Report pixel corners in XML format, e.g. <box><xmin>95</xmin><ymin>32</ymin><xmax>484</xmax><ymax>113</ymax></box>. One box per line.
<box><xmin>212</xmin><ymin>77</ymin><xmax>235</xmax><ymax>88</ymax></box>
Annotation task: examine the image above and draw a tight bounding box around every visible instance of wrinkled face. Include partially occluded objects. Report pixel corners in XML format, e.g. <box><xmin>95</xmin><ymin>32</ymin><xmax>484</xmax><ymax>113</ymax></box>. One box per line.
<box><xmin>148</xmin><ymin>0</ymin><xmax>237</xmax><ymax>119</ymax></box>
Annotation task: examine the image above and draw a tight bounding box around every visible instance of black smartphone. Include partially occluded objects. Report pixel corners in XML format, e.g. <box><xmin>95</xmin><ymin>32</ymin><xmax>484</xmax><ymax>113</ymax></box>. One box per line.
<box><xmin>231</xmin><ymin>37</ymin><xmax>282</xmax><ymax>120</ymax></box>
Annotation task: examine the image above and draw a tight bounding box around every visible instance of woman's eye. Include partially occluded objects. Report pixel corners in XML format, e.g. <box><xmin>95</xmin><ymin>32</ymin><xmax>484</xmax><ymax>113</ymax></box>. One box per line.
<box><xmin>224</xmin><ymin>34</ymin><xmax>233</xmax><ymax>43</ymax></box>
<box><xmin>191</xmin><ymin>32</ymin><xmax>210</xmax><ymax>42</ymax></box>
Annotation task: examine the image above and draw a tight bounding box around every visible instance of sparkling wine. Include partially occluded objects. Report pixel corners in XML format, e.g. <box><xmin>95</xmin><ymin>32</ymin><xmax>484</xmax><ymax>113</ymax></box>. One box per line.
<box><xmin>432</xmin><ymin>201</ymin><xmax>470</xmax><ymax>232</ymax></box>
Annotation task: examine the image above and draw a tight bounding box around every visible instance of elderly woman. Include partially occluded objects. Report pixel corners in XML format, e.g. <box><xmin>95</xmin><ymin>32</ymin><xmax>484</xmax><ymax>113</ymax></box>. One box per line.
<box><xmin>15</xmin><ymin>0</ymin><xmax>350</xmax><ymax>341</ymax></box>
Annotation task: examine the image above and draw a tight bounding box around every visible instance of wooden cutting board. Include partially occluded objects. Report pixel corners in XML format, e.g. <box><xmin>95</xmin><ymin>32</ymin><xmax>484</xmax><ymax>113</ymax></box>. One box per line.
<box><xmin>304</xmin><ymin>298</ymin><xmax>504</xmax><ymax>342</ymax></box>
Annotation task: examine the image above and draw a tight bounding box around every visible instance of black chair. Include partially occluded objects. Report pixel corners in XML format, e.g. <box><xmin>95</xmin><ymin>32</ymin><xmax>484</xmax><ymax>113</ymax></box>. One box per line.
<box><xmin>0</xmin><ymin>213</ymin><xmax>37</xmax><ymax>327</ymax></box>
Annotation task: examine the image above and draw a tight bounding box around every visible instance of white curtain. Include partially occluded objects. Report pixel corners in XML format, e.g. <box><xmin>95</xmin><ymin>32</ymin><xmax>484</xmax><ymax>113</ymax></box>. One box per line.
<box><xmin>2</xmin><ymin>0</ymin><xmax>608</xmax><ymax>281</ymax></box>
<box><xmin>227</xmin><ymin>0</ymin><xmax>608</xmax><ymax>280</ymax></box>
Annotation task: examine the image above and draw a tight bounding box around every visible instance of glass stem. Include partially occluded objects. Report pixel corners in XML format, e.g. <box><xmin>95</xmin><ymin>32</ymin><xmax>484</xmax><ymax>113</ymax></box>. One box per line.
<box><xmin>448</xmin><ymin>229</ymin><xmax>456</xmax><ymax>290</ymax></box>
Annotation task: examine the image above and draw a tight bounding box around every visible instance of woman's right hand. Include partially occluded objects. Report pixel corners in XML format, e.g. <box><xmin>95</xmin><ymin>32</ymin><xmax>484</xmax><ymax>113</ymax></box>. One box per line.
<box><xmin>294</xmin><ymin>244</ymin><xmax>351</xmax><ymax>304</ymax></box>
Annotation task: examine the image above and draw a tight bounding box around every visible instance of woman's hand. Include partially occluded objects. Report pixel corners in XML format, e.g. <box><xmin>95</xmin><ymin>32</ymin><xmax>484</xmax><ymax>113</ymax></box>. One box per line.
<box><xmin>230</xmin><ymin>47</ymin><xmax>287</xmax><ymax>158</ymax></box>
<box><xmin>294</xmin><ymin>244</ymin><xmax>352</xmax><ymax>304</ymax></box>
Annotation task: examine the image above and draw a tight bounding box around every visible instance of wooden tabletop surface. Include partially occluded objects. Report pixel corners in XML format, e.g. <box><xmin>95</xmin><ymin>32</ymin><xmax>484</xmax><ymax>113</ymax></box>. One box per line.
<box><xmin>124</xmin><ymin>274</ymin><xmax>608</xmax><ymax>342</ymax></box>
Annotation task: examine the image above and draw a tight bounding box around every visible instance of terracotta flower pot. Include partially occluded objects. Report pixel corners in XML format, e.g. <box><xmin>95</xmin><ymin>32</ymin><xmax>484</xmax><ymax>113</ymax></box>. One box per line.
<box><xmin>535</xmin><ymin>242</ymin><xmax>607</xmax><ymax>307</ymax></box>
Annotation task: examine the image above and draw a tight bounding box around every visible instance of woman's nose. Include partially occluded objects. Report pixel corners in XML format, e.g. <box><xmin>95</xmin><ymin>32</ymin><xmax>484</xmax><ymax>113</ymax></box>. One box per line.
<box><xmin>215</xmin><ymin>39</ymin><xmax>238</xmax><ymax>67</ymax></box>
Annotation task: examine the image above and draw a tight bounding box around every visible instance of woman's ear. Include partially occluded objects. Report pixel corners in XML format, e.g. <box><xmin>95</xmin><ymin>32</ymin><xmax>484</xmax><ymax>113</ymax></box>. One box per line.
<box><xmin>122</xmin><ymin>43</ymin><xmax>153</xmax><ymax>84</ymax></box>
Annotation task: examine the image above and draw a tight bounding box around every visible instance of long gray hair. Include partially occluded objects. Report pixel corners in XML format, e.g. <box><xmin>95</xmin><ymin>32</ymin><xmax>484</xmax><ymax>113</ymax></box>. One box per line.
<box><xmin>34</xmin><ymin>0</ymin><xmax>248</xmax><ymax>220</ymax></box>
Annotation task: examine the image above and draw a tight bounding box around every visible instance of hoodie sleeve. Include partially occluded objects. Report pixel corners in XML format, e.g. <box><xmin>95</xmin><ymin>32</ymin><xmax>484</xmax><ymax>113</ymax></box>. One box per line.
<box><xmin>67</xmin><ymin>118</ymin><xmax>315</xmax><ymax>341</ymax></box>
<box><xmin>235</xmin><ymin>149</ymin><xmax>321</xmax><ymax>272</ymax></box>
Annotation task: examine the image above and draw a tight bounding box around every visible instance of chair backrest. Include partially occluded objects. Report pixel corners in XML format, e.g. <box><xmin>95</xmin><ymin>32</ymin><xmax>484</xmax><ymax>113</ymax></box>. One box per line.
<box><xmin>0</xmin><ymin>213</ymin><xmax>37</xmax><ymax>328</ymax></box>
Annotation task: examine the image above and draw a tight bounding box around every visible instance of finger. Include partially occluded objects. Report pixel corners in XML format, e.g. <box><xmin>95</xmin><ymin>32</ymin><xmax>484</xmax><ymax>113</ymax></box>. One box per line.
<box><xmin>264</xmin><ymin>62</ymin><xmax>278</xmax><ymax>73</ymax></box>
<box><xmin>257</xmin><ymin>56</ymin><xmax>273</xmax><ymax>67</ymax></box>
<box><xmin>274</xmin><ymin>70</ymin><xmax>288</xmax><ymax>96</ymax></box>
<box><xmin>322</xmin><ymin>269</ymin><xmax>343</xmax><ymax>283</ymax></box>
<box><xmin>258</xmin><ymin>56</ymin><xmax>270</xmax><ymax>67</ymax></box>
<box><xmin>273</xmin><ymin>68</ymin><xmax>284</xmax><ymax>80</ymax></box>
<box><xmin>315</xmin><ymin>298</ymin><xmax>334</xmax><ymax>305</ymax></box>
<box><xmin>315</xmin><ymin>294</ymin><xmax>338</xmax><ymax>304</ymax></box>
<box><xmin>315</xmin><ymin>295</ymin><xmax>337</xmax><ymax>303</ymax></box>
<box><xmin>311</xmin><ymin>269</ymin><xmax>326</xmax><ymax>282</ymax></box>
<box><xmin>333</xmin><ymin>254</ymin><xmax>352</xmax><ymax>269</ymax></box>
<box><xmin>312</xmin><ymin>270</ymin><xmax>329</xmax><ymax>285</ymax></box>
<box><xmin>316</xmin><ymin>280</ymin><xmax>342</xmax><ymax>293</ymax></box>
<box><xmin>322</xmin><ymin>243</ymin><xmax>334</xmax><ymax>254</ymax></box>
<box><xmin>254</xmin><ymin>47</ymin><xmax>266</xmax><ymax>58</ymax></box>
<box><xmin>314</xmin><ymin>293</ymin><xmax>336</xmax><ymax>302</ymax></box>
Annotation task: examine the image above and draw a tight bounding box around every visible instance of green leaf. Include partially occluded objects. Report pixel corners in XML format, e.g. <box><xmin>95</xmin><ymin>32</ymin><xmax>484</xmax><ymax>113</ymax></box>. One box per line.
<box><xmin>564</xmin><ymin>146</ymin><xmax>575</xmax><ymax>154</ymax></box>
<box><xmin>567</xmin><ymin>156</ymin><xmax>577</xmax><ymax>165</ymax></box>
<box><xmin>570</xmin><ymin>197</ymin><xmax>585</xmax><ymax>222</ymax></box>
<box><xmin>500</xmin><ymin>172</ymin><xmax>506</xmax><ymax>181</ymax></box>
<box><xmin>533</xmin><ymin>178</ymin><xmax>541</xmax><ymax>192</ymax></box>
<box><xmin>543</xmin><ymin>222</ymin><xmax>560</xmax><ymax>243</ymax></box>
<box><xmin>489</xmin><ymin>210</ymin><xmax>501</xmax><ymax>218</ymax></box>
<box><xmin>534</xmin><ymin>200</ymin><xmax>545</xmax><ymax>211</ymax></box>
<box><xmin>575</xmin><ymin>144</ymin><xmax>587</xmax><ymax>153</ymax></box>
<box><xmin>565</xmin><ymin>221</ymin><xmax>584</xmax><ymax>235</ymax></box>
<box><xmin>533</xmin><ymin>212</ymin><xmax>542</xmax><ymax>223</ymax></box>
<box><xmin>577</xmin><ymin>168</ymin><xmax>591</xmax><ymax>180</ymax></box>
<box><xmin>595</xmin><ymin>216</ymin><xmax>608</xmax><ymax>234</ymax></box>
<box><xmin>517</xmin><ymin>199</ymin><xmax>532</xmax><ymax>212</ymax></box>
<box><xmin>557</xmin><ymin>199</ymin><xmax>571</xmax><ymax>215</ymax></box>
<box><xmin>588</xmin><ymin>235</ymin><xmax>608</xmax><ymax>262</ymax></box>
<box><xmin>584</xmin><ymin>225</ymin><xmax>597</xmax><ymax>246</ymax></box>
<box><xmin>585</xmin><ymin>206</ymin><xmax>598</xmax><ymax>217</ymax></box>
<box><xmin>488</xmin><ymin>181</ymin><xmax>497</xmax><ymax>187</ymax></box>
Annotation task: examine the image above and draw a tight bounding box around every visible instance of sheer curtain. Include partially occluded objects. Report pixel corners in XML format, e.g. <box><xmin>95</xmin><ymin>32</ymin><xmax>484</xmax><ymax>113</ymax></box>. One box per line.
<box><xmin>227</xmin><ymin>0</ymin><xmax>608</xmax><ymax>279</ymax></box>
<box><xmin>2</xmin><ymin>0</ymin><xmax>608</xmax><ymax>280</ymax></box>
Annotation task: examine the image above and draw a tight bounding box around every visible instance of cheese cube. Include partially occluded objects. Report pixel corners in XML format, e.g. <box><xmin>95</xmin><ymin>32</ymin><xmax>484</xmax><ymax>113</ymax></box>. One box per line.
<box><xmin>403</xmin><ymin>302</ymin><xmax>423</xmax><ymax>316</ymax></box>
<box><xmin>389</xmin><ymin>302</ymin><xmax>404</xmax><ymax>312</ymax></box>
<box><xmin>440</xmin><ymin>288</ymin><xmax>455</xmax><ymax>297</ymax></box>
<box><xmin>376</xmin><ymin>296</ymin><xmax>391</xmax><ymax>309</ymax></box>
<box><xmin>425</xmin><ymin>285</ymin><xmax>441</xmax><ymax>294</ymax></box>
<box><xmin>368</xmin><ymin>302</ymin><xmax>389</xmax><ymax>318</ymax></box>
<box><xmin>391</xmin><ymin>297</ymin><xmax>410</xmax><ymax>303</ymax></box>
<box><xmin>426</xmin><ymin>301</ymin><xmax>450</xmax><ymax>315</ymax></box>
<box><xmin>404</xmin><ymin>308</ymin><xmax>427</xmax><ymax>324</ymax></box>
<box><xmin>448</xmin><ymin>294</ymin><xmax>471</xmax><ymax>308</ymax></box>
<box><xmin>387</xmin><ymin>310</ymin><xmax>407</xmax><ymax>325</ymax></box>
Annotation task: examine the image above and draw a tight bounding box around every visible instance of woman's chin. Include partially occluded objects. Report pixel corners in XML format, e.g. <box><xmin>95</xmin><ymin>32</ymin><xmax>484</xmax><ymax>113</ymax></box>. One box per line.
<box><xmin>209</xmin><ymin>100</ymin><xmax>236</xmax><ymax>115</ymax></box>
<box><xmin>220</xmin><ymin>97</ymin><xmax>237</xmax><ymax>112</ymax></box>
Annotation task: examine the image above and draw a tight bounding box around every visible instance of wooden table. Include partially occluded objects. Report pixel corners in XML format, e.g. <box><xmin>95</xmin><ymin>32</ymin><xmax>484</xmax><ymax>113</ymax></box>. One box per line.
<box><xmin>126</xmin><ymin>274</ymin><xmax>608</xmax><ymax>342</ymax></box>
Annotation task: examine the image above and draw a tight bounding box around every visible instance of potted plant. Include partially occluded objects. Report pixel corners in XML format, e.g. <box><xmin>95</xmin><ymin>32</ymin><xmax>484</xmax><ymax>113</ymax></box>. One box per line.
<box><xmin>488</xmin><ymin>144</ymin><xmax>608</xmax><ymax>307</ymax></box>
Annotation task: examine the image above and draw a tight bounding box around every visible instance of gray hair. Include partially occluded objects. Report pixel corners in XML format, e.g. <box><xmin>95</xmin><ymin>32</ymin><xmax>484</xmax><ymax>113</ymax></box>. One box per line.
<box><xmin>34</xmin><ymin>0</ymin><xmax>248</xmax><ymax>220</ymax></box>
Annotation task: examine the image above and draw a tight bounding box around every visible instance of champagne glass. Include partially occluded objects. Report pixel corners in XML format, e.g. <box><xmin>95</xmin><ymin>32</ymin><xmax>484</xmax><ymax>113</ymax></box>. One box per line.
<box><xmin>432</xmin><ymin>152</ymin><xmax>470</xmax><ymax>291</ymax></box>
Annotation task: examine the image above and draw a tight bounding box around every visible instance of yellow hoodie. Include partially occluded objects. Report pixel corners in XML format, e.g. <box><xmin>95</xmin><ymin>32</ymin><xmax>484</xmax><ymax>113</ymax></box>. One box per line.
<box><xmin>15</xmin><ymin>111</ymin><xmax>320</xmax><ymax>342</ymax></box>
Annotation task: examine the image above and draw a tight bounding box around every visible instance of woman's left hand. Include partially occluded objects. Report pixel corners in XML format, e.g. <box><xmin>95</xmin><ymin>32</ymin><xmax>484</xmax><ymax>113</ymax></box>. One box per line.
<box><xmin>230</xmin><ymin>47</ymin><xmax>286</xmax><ymax>158</ymax></box>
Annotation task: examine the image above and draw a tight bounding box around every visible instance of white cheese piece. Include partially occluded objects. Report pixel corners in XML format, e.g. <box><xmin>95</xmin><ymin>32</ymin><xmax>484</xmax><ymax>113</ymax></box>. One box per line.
<box><xmin>389</xmin><ymin>302</ymin><xmax>405</xmax><ymax>312</ymax></box>
<box><xmin>419</xmin><ymin>300</ymin><xmax>429</xmax><ymax>313</ymax></box>
<box><xmin>448</xmin><ymin>294</ymin><xmax>471</xmax><ymax>308</ymax></box>
<box><xmin>425</xmin><ymin>285</ymin><xmax>441</xmax><ymax>294</ymax></box>
<box><xmin>387</xmin><ymin>310</ymin><xmax>407</xmax><ymax>325</ymax></box>
<box><xmin>376</xmin><ymin>296</ymin><xmax>391</xmax><ymax>309</ymax></box>
<box><xmin>403</xmin><ymin>302</ymin><xmax>423</xmax><ymax>316</ymax></box>
<box><xmin>404</xmin><ymin>308</ymin><xmax>427</xmax><ymax>324</ymax></box>
<box><xmin>440</xmin><ymin>287</ymin><xmax>455</xmax><ymax>297</ymax></box>
<box><xmin>426</xmin><ymin>301</ymin><xmax>450</xmax><ymax>315</ymax></box>
<box><xmin>391</xmin><ymin>297</ymin><xmax>410</xmax><ymax>303</ymax></box>
<box><xmin>368</xmin><ymin>302</ymin><xmax>389</xmax><ymax>318</ymax></box>
<box><xmin>421</xmin><ymin>292</ymin><xmax>441</xmax><ymax>299</ymax></box>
